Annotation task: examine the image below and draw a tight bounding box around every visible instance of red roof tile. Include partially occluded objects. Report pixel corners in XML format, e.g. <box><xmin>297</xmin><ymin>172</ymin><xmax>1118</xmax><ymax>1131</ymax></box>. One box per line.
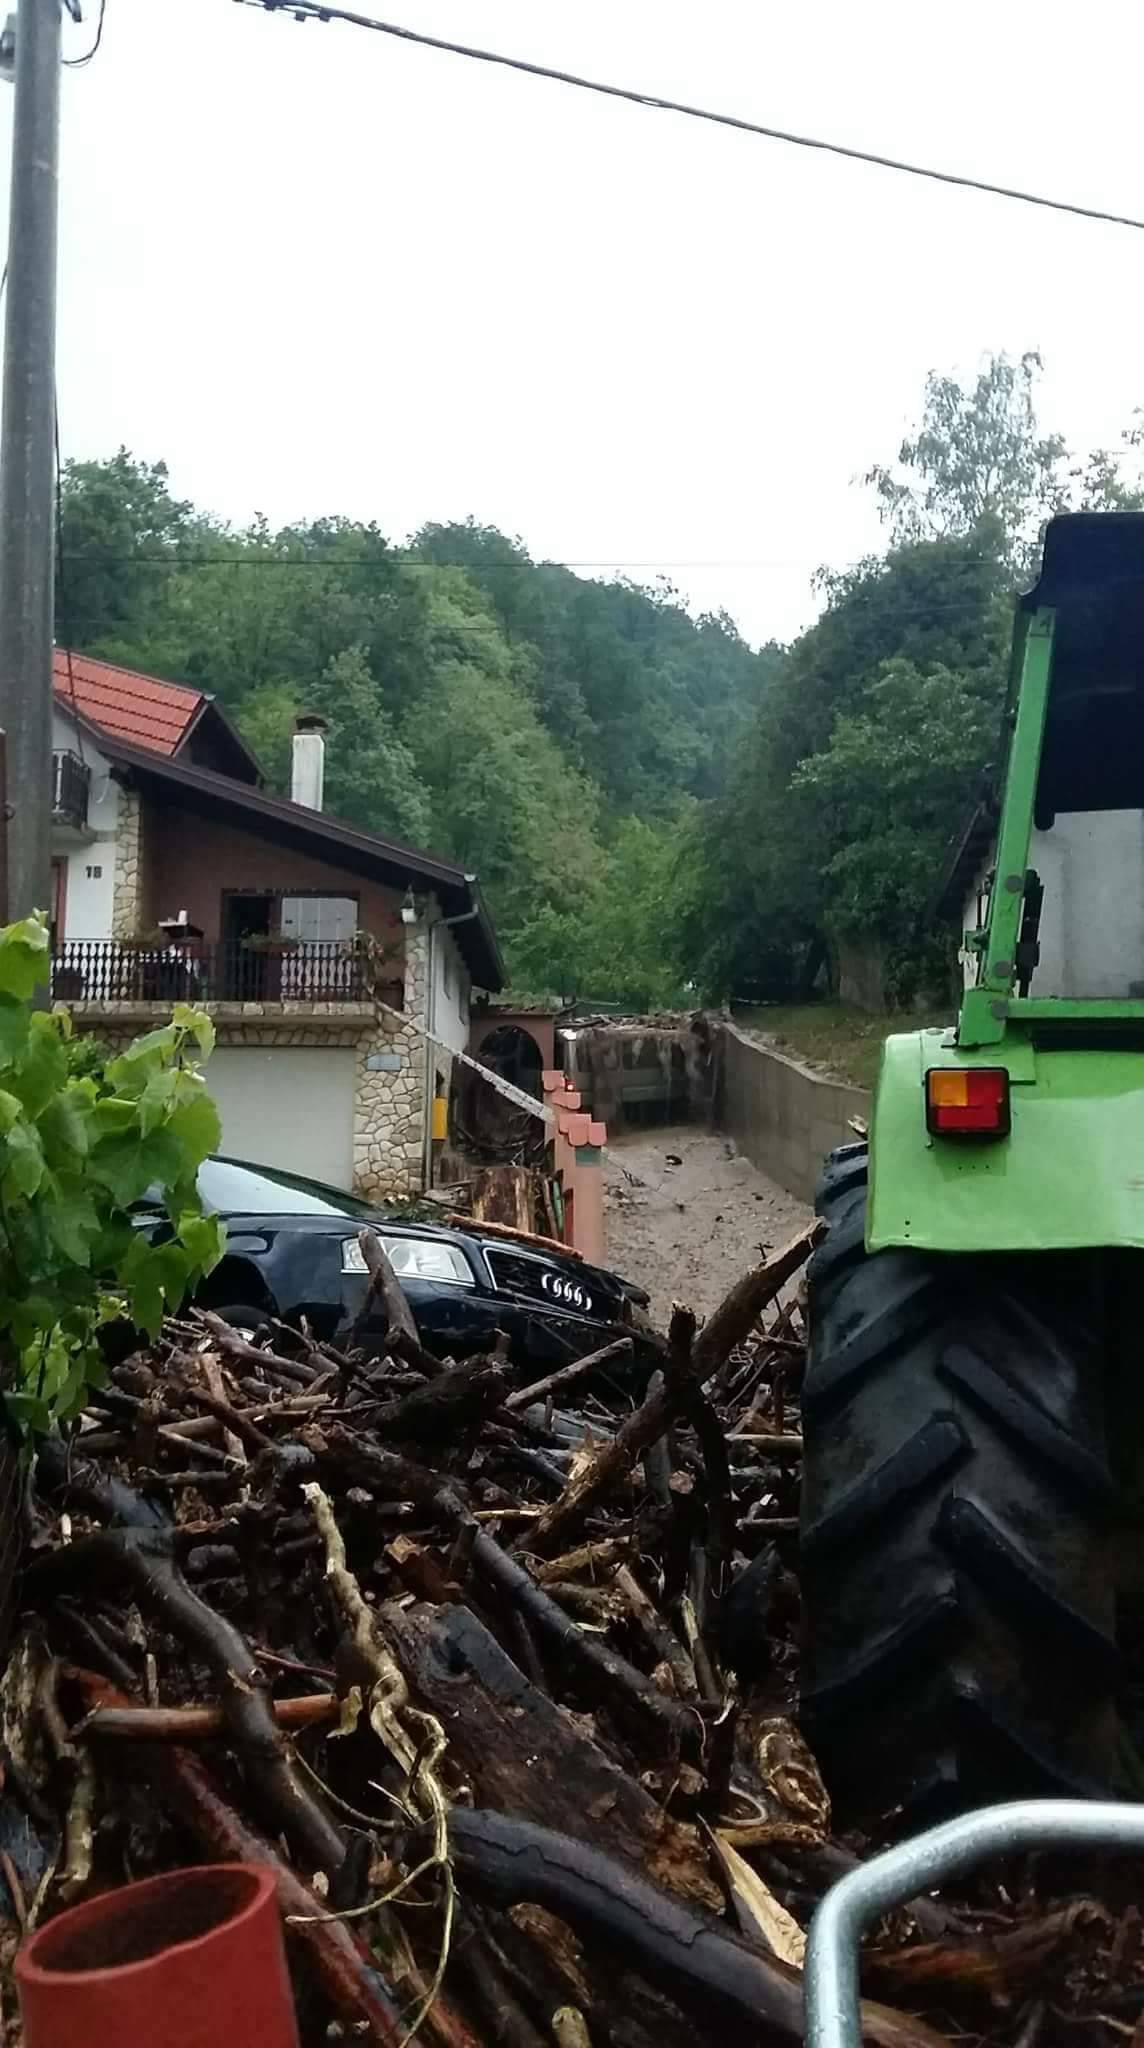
<box><xmin>53</xmin><ymin>649</ymin><xmax>204</xmax><ymax>756</ymax></box>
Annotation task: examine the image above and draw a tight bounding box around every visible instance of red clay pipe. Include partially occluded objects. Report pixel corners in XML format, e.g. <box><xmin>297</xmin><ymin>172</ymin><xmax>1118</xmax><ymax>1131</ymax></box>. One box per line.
<box><xmin>16</xmin><ymin>1862</ymin><xmax>299</xmax><ymax>2048</ymax></box>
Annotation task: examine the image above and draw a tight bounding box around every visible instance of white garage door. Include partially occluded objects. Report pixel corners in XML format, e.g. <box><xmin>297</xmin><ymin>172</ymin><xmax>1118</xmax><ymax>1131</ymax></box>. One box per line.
<box><xmin>206</xmin><ymin>1048</ymin><xmax>357</xmax><ymax>1188</ymax></box>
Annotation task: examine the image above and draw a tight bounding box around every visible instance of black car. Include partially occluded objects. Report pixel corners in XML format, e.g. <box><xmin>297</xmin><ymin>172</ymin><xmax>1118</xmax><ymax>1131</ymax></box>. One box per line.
<box><xmin>134</xmin><ymin>1155</ymin><xmax>653</xmax><ymax>1373</ymax></box>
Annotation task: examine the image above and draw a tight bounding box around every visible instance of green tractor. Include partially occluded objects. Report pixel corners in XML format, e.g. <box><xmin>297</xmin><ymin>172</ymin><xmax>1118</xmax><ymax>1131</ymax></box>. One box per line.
<box><xmin>799</xmin><ymin>513</ymin><xmax>1144</xmax><ymax>1821</ymax></box>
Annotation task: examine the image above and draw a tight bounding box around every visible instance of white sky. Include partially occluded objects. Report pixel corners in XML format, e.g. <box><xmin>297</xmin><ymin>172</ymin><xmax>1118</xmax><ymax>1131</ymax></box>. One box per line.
<box><xmin>23</xmin><ymin>0</ymin><xmax>1144</xmax><ymax>646</ymax></box>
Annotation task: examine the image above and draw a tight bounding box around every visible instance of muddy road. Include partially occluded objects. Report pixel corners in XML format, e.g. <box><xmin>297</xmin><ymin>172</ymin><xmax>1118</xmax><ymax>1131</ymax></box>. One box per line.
<box><xmin>602</xmin><ymin>1125</ymin><xmax>811</xmax><ymax>1327</ymax></box>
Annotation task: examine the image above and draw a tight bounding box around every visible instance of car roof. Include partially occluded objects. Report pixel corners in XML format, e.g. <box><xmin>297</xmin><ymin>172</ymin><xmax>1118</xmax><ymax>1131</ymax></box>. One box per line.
<box><xmin>197</xmin><ymin>1156</ymin><xmax>572</xmax><ymax>1259</ymax></box>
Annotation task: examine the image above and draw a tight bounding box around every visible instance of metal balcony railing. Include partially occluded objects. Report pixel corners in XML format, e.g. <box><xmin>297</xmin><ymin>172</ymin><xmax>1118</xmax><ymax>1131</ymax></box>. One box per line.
<box><xmin>50</xmin><ymin>938</ymin><xmax>377</xmax><ymax>1006</ymax></box>
<box><xmin>51</xmin><ymin>750</ymin><xmax>90</xmax><ymax>832</ymax></box>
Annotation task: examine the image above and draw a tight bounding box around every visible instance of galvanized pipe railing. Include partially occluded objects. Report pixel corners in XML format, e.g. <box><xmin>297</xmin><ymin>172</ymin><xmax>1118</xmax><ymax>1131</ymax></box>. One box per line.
<box><xmin>806</xmin><ymin>1799</ymin><xmax>1144</xmax><ymax>2048</ymax></box>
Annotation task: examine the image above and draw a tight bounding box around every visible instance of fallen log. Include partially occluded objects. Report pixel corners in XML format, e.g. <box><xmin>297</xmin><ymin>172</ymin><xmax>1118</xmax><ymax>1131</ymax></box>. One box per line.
<box><xmin>447</xmin><ymin>1808</ymin><xmax>948</xmax><ymax>2048</ymax></box>
<box><xmin>382</xmin><ymin>1600</ymin><xmax>720</xmax><ymax>1912</ymax></box>
<box><xmin>194</xmin><ymin>1311</ymin><xmax>318</xmax><ymax>1386</ymax></box>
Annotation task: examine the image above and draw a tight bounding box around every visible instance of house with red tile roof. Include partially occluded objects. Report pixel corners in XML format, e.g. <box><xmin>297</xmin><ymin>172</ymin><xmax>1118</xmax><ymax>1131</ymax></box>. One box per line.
<box><xmin>50</xmin><ymin>649</ymin><xmax>503</xmax><ymax>1197</ymax></box>
<box><xmin>52</xmin><ymin>649</ymin><xmax>261</xmax><ymax>776</ymax></box>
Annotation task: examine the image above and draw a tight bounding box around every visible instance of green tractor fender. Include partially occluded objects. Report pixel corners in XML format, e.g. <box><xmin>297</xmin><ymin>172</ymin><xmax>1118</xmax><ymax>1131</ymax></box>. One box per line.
<box><xmin>867</xmin><ymin>1025</ymin><xmax>1144</xmax><ymax>1255</ymax></box>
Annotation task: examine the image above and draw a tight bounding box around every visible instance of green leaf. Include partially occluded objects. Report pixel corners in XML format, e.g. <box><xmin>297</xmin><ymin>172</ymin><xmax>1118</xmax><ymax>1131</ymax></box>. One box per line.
<box><xmin>108</xmin><ymin>1022</ymin><xmax>180</xmax><ymax>1074</ymax></box>
<box><xmin>0</xmin><ymin>994</ymin><xmax>30</xmax><ymax>1067</ymax></box>
<box><xmin>53</xmin><ymin>1350</ymin><xmax>102</xmax><ymax>1422</ymax></box>
<box><xmin>37</xmin><ymin>1088</ymin><xmax>91</xmax><ymax>1165</ymax></box>
<box><xmin>45</xmin><ymin>1192</ymin><xmax>102</xmax><ymax>1266</ymax></box>
<box><xmin>173</xmin><ymin>1004</ymin><xmax>216</xmax><ymax>1060</ymax></box>
<box><xmin>3</xmin><ymin>1391</ymin><xmax>52</xmax><ymax>1437</ymax></box>
<box><xmin>138</xmin><ymin>1064</ymin><xmax>178</xmax><ymax>1136</ymax></box>
<box><xmin>0</xmin><ymin>1088</ymin><xmax>24</xmax><ymax>1133</ymax></box>
<box><xmin>178</xmin><ymin>1209</ymin><xmax>224</xmax><ymax>1274</ymax></box>
<box><xmin>11</xmin><ymin>1012</ymin><xmax>68</xmax><ymax>1118</ymax></box>
<box><xmin>89</xmin><ymin>1126</ymin><xmax>183</xmax><ymax>1207</ymax></box>
<box><xmin>0</xmin><ymin>915</ymin><xmax>49</xmax><ymax>1001</ymax></box>
<box><xmin>4</xmin><ymin>1119</ymin><xmax>44</xmax><ymax>1196</ymax></box>
<box><xmin>90</xmin><ymin>1095</ymin><xmax>143</xmax><ymax>1138</ymax></box>
<box><xmin>0</xmin><ymin>1294</ymin><xmax>60</xmax><ymax>1349</ymax></box>
<box><xmin>168</xmin><ymin>1088</ymin><xmax>221</xmax><ymax>1168</ymax></box>
<box><xmin>122</xmin><ymin>1235</ymin><xmax>191</xmax><ymax>1334</ymax></box>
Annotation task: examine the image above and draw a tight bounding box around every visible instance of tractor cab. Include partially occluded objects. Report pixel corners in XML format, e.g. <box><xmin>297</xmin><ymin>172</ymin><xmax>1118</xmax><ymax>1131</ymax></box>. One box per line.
<box><xmin>865</xmin><ymin>514</ymin><xmax>1144</xmax><ymax>1256</ymax></box>
<box><xmin>963</xmin><ymin>514</ymin><xmax>1144</xmax><ymax>1006</ymax></box>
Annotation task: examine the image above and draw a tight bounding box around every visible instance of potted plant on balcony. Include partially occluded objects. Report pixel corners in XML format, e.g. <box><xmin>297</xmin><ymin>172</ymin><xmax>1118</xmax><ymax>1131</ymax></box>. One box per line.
<box><xmin>240</xmin><ymin>933</ymin><xmax>301</xmax><ymax>955</ymax></box>
<box><xmin>354</xmin><ymin>927</ymin><xmax>403</xmax><ymax>1010</ymax></box>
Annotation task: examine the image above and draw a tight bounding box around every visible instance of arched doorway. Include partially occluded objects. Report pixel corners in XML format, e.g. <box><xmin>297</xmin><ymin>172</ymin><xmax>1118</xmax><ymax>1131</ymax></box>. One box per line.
<box><xmin>455</xmin><ymin>1024</ymin><xmax>545</xmax><ymax>1162</ymax></box>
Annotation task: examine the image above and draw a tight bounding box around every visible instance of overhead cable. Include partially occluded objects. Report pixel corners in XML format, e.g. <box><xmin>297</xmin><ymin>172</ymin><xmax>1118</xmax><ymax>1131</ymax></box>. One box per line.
<box><xmin>235</xmin><ymin>0</ymin><xmax>1144</xmax><ymax>234</ymax></box>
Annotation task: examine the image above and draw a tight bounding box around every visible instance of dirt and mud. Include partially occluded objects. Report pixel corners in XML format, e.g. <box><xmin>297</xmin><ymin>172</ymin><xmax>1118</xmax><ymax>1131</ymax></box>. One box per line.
<box><xmin>602</xmin><ymin>1124</ymin><xmax>811</xmax><ymax>1326</ymax></box>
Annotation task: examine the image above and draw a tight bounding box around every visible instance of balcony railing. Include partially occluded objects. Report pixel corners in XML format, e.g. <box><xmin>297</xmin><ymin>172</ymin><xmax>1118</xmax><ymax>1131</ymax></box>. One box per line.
<box><xmin>51</xmin><ymin>938</ymin><xmax>380</xmax><ymax>1006</ymax></box>
<box><xmin>51</xmin><ymin>750</ymin><xmax>91</xmax><ymax>832</ymax></box>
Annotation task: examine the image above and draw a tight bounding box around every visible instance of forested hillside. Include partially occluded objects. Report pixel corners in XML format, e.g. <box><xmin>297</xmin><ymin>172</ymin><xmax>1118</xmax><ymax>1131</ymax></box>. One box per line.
<box><xmin>59</xmin><ymin>354</ymin><xmax>1144</xmax><ymax>1013</ymax></box>
<box><xmin>57</xmin><ymin>461</ymin><xmax>778</xmax><ymax>1002</ymax></box>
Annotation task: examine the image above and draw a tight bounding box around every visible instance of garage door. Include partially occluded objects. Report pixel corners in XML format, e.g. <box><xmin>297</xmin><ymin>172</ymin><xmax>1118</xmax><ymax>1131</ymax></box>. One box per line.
<box><xmin>206</xmin><ymin>1047</ymin><xmax>357</xmax><ymax>1188</ymax></box>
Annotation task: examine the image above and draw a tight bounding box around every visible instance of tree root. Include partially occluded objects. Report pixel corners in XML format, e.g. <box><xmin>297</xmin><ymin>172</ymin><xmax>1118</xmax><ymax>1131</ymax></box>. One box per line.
<box><xmin>304</xmin><ymin>1480</ymin><xmax>455</xmax><ymax>2047</ymax></box>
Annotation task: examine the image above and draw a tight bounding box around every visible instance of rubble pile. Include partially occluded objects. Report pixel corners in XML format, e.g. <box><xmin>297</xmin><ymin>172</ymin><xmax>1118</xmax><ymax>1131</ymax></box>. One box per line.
<box><xmin>1</xmin><ymin>1225</ymin><xmax>1142</xmax><ymax>2046</ymax></box>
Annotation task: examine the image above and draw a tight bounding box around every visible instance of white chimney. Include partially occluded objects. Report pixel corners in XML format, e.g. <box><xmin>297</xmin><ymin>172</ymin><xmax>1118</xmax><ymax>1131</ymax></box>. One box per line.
<box><xmin>291</xmin><ymin>714</ymin><xmax>327</xmax><ymax>811</ymax></box>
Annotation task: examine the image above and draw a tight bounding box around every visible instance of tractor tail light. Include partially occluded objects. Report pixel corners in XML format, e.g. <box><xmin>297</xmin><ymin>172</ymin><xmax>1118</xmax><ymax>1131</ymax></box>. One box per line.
<box><xmin>925</xmin><ymin>1067</ymin><xmax>1010</xmax><ymax>1137</ymax></box>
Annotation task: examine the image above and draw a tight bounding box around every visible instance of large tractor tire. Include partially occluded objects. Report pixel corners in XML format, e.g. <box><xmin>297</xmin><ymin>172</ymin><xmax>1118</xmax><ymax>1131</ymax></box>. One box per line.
<box><xmin>799</xmin><ymin>1142</ymin><xmax>1121</xmax><ymax>1822</ymax></box>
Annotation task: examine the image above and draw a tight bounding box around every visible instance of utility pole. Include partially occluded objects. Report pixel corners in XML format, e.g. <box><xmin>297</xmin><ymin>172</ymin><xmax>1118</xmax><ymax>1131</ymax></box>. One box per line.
<box><xmin>0</xmin><ymin>0</ymin><xmax>62</xmax><ymax>923</ymax></box>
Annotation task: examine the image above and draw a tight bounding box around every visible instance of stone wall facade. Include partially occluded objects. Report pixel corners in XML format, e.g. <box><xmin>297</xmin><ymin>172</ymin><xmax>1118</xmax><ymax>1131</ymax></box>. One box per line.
<box><xmin>110</xmin><ymin>789</ymin><xmax>145</xmax><ymax>939</ymax></box>
<box><xmin>349</xmin><ymin>924</ymin><xmax>430</xmax><ymax>1198</ymax></box>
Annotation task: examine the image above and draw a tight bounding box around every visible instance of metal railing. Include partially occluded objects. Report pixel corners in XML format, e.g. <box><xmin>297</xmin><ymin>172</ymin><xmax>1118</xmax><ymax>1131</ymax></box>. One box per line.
<box><xmin>51</xmin><ymin>937</ymin><xmax>374</xmax><ymax>1005</ymax></box>
<box><xmin>806</xmin><ymin>1800</ymin><xmax>1144</xmax><ymax>2048</ymax></box>
<box><xmin>51</xmin><ymin>748</ymin><xmax>90</xmax><ymax>831</ymax></box>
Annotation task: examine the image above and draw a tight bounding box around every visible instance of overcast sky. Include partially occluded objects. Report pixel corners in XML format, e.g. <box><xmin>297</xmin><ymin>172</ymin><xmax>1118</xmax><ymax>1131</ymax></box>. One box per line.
<box><xmin>20</xmin><ymin>0</ymin><xmax>1144</xmax><ymax>646</ymax></box>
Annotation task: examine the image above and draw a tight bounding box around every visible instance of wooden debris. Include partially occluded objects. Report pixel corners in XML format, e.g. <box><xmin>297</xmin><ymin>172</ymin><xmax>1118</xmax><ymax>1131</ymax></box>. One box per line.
<box><xmin>4</xmin><ymin>1220</ymin><xmax>1138</xmax><ymax>2048</ymax></box>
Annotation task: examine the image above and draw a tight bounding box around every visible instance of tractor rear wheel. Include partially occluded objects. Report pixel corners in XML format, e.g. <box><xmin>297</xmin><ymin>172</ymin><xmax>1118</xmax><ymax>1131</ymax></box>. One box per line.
<box><xmin>799</xmin><ymin>1142</ymin><xmax>1122</xmax><ymax>1822</ymax></box>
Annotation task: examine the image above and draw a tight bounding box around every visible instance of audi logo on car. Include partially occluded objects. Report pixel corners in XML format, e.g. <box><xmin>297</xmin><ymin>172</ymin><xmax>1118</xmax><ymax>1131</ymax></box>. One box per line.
<box><xmin>540</xmin><ymin>1271</ymin><xmax>593</xmax><ymax>1313</ymax></box>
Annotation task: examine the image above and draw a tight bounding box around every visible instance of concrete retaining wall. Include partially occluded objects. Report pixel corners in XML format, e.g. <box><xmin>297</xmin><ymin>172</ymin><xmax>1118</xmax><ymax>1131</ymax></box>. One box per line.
<box><xmin>718</xmin><ymin>1023</ymin><xmax>870</xmax><ymax>1204</ymax></box>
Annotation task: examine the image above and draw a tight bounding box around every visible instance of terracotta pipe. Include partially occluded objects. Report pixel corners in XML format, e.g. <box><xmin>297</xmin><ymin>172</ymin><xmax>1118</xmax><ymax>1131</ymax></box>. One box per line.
<box><xmin>16</xmin><ymin>1862</ymin><xmax>299</xmax><ymax>2048</ymax></box>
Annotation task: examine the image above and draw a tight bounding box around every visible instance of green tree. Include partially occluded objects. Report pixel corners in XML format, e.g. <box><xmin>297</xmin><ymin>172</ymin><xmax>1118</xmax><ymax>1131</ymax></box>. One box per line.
<box><xmin>681</xmin><ymin>535</ymin><xmax>1008</xmax><ymax>999</ymax></box>
<box><xmin>402</xmin><ymin>576</ymin><xmax>603</xmax><ymax>946</ymax></box>
<box><xmin>865</xmin><ymin>352</ymin><xmax>1069</xmax><ymax>574</ymax></box>
<box><xmin>58</xmin><ymin>448</ymin><xmax>204</xmax><ymax>654</ymax></box>
<box><xmin>793</xmin><ymin>658</ymin><xmax>994</xmax><ymax>937</ymax></box>
<box><xmin>236</xmin><ymin>648</ymin><xmax>433</xmax><ymax>846</ymax></box>
<box><xmin>411</xmin><ymin>519</ymin><xmax>776</xmax><ymax>813</ymax></box>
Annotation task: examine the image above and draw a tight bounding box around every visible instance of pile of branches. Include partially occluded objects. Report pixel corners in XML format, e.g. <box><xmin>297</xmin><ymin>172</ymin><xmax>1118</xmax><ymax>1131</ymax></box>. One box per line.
<box><xmin>1</xmin><ymin>1225</ymin><xmax>1141</xmax><ymax>2047</ymax></box>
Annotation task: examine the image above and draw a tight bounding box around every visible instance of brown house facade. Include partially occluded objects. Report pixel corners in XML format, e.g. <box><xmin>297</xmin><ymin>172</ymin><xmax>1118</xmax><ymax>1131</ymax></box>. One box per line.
<box><xmin>50</xmin><ymin>656</ymin><xmax>504</xmax><ymax>1195</ymax></box>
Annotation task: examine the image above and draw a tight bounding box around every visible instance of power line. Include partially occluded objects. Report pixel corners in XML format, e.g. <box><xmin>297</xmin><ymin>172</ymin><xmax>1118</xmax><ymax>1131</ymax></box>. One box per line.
<box><xmin>63</xmin><ymin>0</ymin><xmax>106</xmax><ymax>68</ymax></box>
<box><xmin>236</xmin><ymin>0</ymin><xmax>1144</xmax><ymax>235</ymax></box>
<box><xmin>39</xmin><ymin>548</ymin><xmax>1011</xmax><ymax>576</ymax></box>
